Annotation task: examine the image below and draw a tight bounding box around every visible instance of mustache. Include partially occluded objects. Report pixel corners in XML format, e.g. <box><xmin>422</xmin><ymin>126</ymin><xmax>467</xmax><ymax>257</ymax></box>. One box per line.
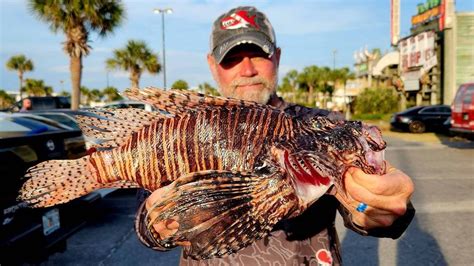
<box><xmin>230</xmin><ymin>77</ymin><xmax>270</xmax><ymax>88</ymax></box>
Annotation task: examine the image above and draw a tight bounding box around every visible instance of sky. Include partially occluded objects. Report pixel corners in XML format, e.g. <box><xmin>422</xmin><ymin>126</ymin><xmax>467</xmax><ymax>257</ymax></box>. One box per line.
<box><xmin>1</xmin><ymin>0</ymin><xmax>473</xmax><ymax>94</ymax></box>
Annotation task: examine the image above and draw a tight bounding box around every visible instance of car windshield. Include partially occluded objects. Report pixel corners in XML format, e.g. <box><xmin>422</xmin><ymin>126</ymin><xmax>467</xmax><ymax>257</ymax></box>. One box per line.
<box><xmin>34</xmin><ymin>113</ymin><xmax>80</xmax><ymax>130</ymax></box>
<box><xmin>0</xmin><ymin>115</ymin><xmax>64</xmax><ymax>138</ymax></box>
<box><xmin>399</xmin><ymin>106</ymin><xmax>424</xmax><ymax>114</ymax></box>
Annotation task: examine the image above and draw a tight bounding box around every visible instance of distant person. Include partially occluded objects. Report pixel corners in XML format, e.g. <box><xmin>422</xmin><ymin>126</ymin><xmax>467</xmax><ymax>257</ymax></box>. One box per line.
<box><xmin>136</xmin><ymin>6</ymin><xmax>415</xmax><ymax>265</ymax></box>
<box><xmin>20</xmin><ymin>98</ymin><xmax>32</xmax><ymax>112</ymax></box>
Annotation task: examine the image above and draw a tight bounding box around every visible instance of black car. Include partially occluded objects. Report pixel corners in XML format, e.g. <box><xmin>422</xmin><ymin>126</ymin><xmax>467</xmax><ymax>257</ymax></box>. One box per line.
<box><xmin>0</xmin><ymin>113</ymin><xmax>100</xmax><ymax>264</ymax></box>
<box><xmin>4</xmin><ymin>96</ymin><xmax>71</xmax><ymax>112</ymax></box>
<box><xmin>390</xmin><ymin>105</ymin><xmax>452</xmax><ymax>133</ymax></box>
<box><xmin>29</xmin><ymin>109</ymin><xmax>84</xmax><ymax>130</ymax></box>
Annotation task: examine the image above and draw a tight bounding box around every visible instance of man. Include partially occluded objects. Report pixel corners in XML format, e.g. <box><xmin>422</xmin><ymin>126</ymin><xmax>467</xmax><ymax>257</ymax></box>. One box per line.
<box><xmin>20</xmin><ymin>98</ymin><xmax>32</xmax><ymax>112</ymax></box>
<box><xmin>137</xmin><ymin>6</ymin><xmax>415</xmax><ymax>265</ymax></box>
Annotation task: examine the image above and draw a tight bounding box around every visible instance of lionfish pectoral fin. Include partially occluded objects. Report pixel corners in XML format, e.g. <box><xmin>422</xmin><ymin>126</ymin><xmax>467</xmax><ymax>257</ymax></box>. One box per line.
<box><xmin>18</xmin><ymin>157</ymin><xmax>102</xmax><ymax>208</ymax></box>
<box><xmin>74</xmin><ymin>108</ymin><xmax>164</xmax><ymax>149</ymax></box>
<box><xmin>124</xmin><ymin>87</ymin><xmax>278</xmax><ymax>115</ymax></box>
<box><xmin>142</xmin><ymin>170</ymin><xmax>299</xmax><ymax>259</ymax></box>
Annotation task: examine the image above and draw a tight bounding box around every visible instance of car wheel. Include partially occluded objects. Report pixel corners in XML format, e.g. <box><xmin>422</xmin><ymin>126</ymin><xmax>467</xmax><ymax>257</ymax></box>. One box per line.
<box><xmin>409</xmin><ymin>121</ymin><xmax>426</xmax><ymax>133</ymax></box>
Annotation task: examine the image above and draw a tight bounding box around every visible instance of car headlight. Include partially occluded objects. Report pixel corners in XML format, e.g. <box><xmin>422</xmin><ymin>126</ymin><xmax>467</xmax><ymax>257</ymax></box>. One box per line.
<box><xmin>400</xmin><ymin>117</ymin><xmax>411</xmax><ymax>123</ymax></box>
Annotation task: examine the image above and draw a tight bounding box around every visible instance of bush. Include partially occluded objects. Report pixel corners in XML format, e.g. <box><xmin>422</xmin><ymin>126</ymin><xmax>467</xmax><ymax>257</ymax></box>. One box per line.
<box><xmin>354</xmin><ymin>88</ymin><xmax>398</xmax><ymax>115</ymax></box>
<box><xmin>351</xmin><ymin>113</ymin><xmax>393</xmax><ymax>121</ymax></box>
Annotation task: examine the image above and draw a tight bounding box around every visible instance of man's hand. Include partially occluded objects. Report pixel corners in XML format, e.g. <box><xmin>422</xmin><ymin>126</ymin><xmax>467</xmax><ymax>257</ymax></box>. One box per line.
<box><xmin>144</xmin><ymin>189</ymin><xmax>191</xmax><ymax>246</ymax></box>
<box><xmin>335</xmin><ymin>162</ymin><xmax>414</xmax><ymax>230</ymax></box>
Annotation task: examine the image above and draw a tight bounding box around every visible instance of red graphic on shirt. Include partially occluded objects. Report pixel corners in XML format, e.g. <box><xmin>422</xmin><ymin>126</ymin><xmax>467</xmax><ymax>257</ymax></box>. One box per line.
<box><xmin>221</xmin><ymin>10</ymin><xmax>258</xmax><ymax>30</ymax></box>
<box><xmin>316</xmin><ymin>249</ymin><xmax>333</xmax><ymax>266</ymax></box>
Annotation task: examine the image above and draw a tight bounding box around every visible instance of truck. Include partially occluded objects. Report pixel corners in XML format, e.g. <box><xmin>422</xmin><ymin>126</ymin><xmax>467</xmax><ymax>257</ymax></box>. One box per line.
<box><xmin>450</xmin><ymin>82</ymin><xmax>474</xmax><ymax>139</ymax></box>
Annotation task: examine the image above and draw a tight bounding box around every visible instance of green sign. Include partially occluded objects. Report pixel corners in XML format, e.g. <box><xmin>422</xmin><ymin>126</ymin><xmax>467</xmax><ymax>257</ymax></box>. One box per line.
<box><xmin>417</xmin><ymin>0</ymin><xmax>441</xmax><ymax>14</ymax></box>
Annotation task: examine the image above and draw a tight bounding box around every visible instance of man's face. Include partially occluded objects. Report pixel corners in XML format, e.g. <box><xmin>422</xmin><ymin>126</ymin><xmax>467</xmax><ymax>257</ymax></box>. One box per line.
<box><xmin>208</xmin><ymin>44</ymin><xmax>280</xmax><ymax>104</ymax></box>
<box><xmin>23</xmin><ymin>99</ymin><xmax>31</xmax><ymax>109</ymax></box>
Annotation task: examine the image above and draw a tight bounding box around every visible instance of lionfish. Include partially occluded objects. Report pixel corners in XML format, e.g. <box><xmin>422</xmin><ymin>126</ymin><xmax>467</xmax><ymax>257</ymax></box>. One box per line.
<box><xmin>18</xmin><ymin>87</ymin><xmax>386</xmax><ymax>259</ymax></box>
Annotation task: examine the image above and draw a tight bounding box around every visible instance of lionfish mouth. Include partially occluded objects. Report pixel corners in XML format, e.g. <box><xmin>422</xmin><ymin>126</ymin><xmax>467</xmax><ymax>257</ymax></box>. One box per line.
<box><xmin>361</xmin><ymin>125</ymin><xmax>387</xmax><ymax>175</ymax></box>
<box><xmin>363</xmin><ymin>125</ymin><xmax>387</xmax><ymax>151</ymax></box>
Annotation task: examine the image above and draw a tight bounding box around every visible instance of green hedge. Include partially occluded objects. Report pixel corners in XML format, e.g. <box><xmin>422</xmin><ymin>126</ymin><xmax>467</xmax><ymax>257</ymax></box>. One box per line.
<box><xmin>354</xmin><ymin>88</ymin><xmax>398</xmax><ymax>115</ymax></box>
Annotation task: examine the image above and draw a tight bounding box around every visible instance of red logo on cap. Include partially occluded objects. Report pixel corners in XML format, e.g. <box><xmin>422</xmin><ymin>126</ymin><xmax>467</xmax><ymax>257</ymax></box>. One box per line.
<box><xmin>221</xmin><ymin>10</ymin><xmax>258</xmax><ymax>30</ymax></box>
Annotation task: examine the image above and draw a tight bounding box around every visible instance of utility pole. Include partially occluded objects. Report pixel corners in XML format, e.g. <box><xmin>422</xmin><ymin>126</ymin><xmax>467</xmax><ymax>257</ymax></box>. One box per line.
<box><xmin>153</xmin><ymin>8</ymin><xmax>173</xmax><ymax>90</ymax></box>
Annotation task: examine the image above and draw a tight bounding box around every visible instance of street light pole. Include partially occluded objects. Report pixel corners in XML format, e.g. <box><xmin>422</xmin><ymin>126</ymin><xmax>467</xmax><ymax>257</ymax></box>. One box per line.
<box><xmin>153</xmin><ymin>8</ymin><xmax>173</xmax><ymax>89</ymax></box>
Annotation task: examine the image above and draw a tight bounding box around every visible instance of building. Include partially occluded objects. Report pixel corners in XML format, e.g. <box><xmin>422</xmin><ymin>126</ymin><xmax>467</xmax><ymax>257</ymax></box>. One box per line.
<box><xmin>346</xmin><ymin>0</ymin><xmax>473</xmax><ymax>110</ymax></box>
<box><xmin>399</xmin><ymin>0</ymin><xmax>473</xmax><ymax>106</ymax></box>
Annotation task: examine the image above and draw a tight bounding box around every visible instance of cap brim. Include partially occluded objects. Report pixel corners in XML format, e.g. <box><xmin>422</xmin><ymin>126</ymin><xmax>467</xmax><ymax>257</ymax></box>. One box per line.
<box><xmin>212</xmin><ymin>31</ymin><xmax>275</xmax><ymax>64</ymax></box>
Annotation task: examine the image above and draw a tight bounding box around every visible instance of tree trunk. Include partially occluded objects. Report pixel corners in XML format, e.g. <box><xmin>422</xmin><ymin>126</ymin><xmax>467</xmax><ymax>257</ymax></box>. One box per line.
<box><xmin>292</xmin><ymin>83</ymin><xmax>296</xmax><ymax>103</ymax></box>
<box><xmin>308</xmin><ymin>85</ymin><xmax>314</xmax><ymax>106</ymax></box>
<box><xmin>130</xmin><ymin>71</ymin><xmax>141</xmax><ymax>89</ymax></box>
<box><xmin>70</xmin><ymin>55</ymin><xmax>82</xmax><ymax>110</ymax></box>
<box><xmin>18</xmin><ymin>72</ymin><xmax>23</xmax><ymax>99</ymax></box>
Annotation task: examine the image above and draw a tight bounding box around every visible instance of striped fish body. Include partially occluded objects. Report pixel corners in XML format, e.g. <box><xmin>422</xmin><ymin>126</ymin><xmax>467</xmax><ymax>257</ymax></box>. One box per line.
<box><xmin>87</xmin><ymin>106</ymin><xmax>294</xmax><ymax>191</ymax></box>
<box><xmin>19</xmin><ymin>87</ymin><xmax>387</xmax><ymax>259</ymax></box>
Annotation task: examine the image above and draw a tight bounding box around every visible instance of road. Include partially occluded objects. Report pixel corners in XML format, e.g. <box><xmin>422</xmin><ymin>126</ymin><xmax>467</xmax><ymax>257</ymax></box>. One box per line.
<box><xmin>40</xmin><ymin>135</ymin><xmax>474</xmax><ymax>266</ymax></box>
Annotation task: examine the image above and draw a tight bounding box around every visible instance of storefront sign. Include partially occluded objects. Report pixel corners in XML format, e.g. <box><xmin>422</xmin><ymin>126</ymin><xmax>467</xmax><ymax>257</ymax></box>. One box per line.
<box><xmin>416</xmin><ymin>0</ymin><xmax>441</xmax><ymax>14</ymax></box>
<box><xmin>391</xmin><ymin>0</ymin><xmax>400</xmax><ymax>46</ymax></box>
<box><xmin>399</xmin><ymin>31</ymin><xmax>437</xmax><ymax>74</ymax></box>
<box><xmin>411</xmin><ymin>0</ymin><xmax>446</xmax><ymax>30</ymax></box>
<box><xmin>401</xmin><ymin>70</ymin><xmax>421</xmax><ymax>91</ymax></box>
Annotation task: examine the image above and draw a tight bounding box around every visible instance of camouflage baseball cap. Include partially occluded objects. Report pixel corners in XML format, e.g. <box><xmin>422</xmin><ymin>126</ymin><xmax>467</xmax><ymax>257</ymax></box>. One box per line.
<box><xmin>210</xmin><ymin>6</ymin><xmax>276</xmax><ymax>64</ymax></box>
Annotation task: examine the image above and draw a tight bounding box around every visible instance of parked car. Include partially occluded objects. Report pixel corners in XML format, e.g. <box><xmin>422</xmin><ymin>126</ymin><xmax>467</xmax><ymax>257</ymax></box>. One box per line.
<box><xmin>102</xmin><ymin>100</ymin><xmax>156</xmax><ymax>112</ymax></box>
<box><xmin>0</xmin><ymin>113</ymin><xmax>100</xmax><ymax>264</ymax></box>
<box><xmin>450</xmin><ymin>82</ymin><xmax>474</xmax><ymax>139</ymax></box>
<box><xmin>390</xmin><ymin>105</ymin><xmax>452</xmax><ymax>133</ymax></box>
<box><xmin>5</xmin><ymin>96</ymin><xmax>71</xmax><ymax>112</ymax></box>
<box><xmin>29</xmin><ymin>110</ymin><xmax>83</xmax><ymax>130</ymax></box>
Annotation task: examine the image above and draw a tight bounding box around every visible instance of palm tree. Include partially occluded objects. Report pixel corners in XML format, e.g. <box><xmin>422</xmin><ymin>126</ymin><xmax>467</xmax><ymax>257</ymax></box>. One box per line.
<box><xmin>281</xmin><ymin>70</ymin><xmax>299</xmax><ymax>103</ymax></box>
<box><xmin>0</xmin><ymin>90</ymin><xmax>15</xmax><ymax>109</ymax></box>
<box><xmin>6</xmin><ymin>54</ymin><xmax>34</xmax><ymax>99</ymax></box>
<box><xmin>89</xmin><ymin>89</ymin><xmax>104</xmax><ymax>102</ymax></box>
<box><xmin>198</xmin><ymin>82</ymin><xmax>219</xmax><ymax>96</ymax></box>
<box><xmin>298</xmin><ymin>66</ymin><xmax>321</xmax><ymax>107</ymax></box>
<box><xmin>80</xmin><ymin>86</ymin><xmax>92</xmax><ymax>106</ymax></box>
<box><xmin>59</xmin><ymin>90</ymin><xmax>71</xmax><ymax>96</ymax></box>
<box><xmin>318</xmin><ymin>66</ymin><xmax>333</xmax><ymax>108</ymax></box>
<box><xmin>28</xmin><ymin>0</ymin><xmax>125</xmax><ymax>110</ymax></box>
<box><xmin>22</xmin><ymin>78</ymin><xmax>53</xmax><ymax>96</ymax></box>
<box><xmin>106</xmin><ymin>40</ymin><xmax>161</xmax><ymax>89</ymax></box>
<box><xmin>102</xmin><ymin>86</ymin><xmax>122</xmax><ymax>102</ymax></box>
<box><xmin>171</xmin><ymin>79</ymin><xmax>189</xmax><ymax>91</ymax></box>
<box><xmin>332</xmin><ymin>67</ymin><xmax>355</xmax><ymax>117</ymax></box>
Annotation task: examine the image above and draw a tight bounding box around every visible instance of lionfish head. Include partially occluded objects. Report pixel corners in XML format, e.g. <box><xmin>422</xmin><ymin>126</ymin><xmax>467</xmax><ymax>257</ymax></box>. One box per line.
<box><xmin>306</xmin><ymin>116</ymin><xmax>387</xmax><ymax>175</ymax></box>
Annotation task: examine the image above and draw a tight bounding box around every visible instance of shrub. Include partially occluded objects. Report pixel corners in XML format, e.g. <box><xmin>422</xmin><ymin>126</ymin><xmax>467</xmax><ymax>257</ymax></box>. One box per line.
<box><xmin>354</xmin><ymin>88</ymin><xmax>398</xmax><ymax>115</ymax></box>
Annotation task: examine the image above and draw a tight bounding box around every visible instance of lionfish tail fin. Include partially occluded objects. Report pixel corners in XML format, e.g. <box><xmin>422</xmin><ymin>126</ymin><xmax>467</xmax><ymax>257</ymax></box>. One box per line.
<box><xmin>140</xmin><ymin>170</ymin><xmax>300</xmax><ymax>259</ymax></box>
<box><xmin>18</xmin><ymin>157</ymin><xmax>101</xmax><ymax>208</ymax></box>
<box><xmin>124</xmin><ymin>87</ymin><xmax>277</xmax><ymax>115</ymax></box>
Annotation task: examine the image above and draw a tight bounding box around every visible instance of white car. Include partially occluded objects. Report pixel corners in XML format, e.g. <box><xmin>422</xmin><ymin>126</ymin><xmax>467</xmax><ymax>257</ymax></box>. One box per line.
<box><xmin>101</xmin><ymin>100</ymin><xmax>156</xmax><ymax>112</ymax></box>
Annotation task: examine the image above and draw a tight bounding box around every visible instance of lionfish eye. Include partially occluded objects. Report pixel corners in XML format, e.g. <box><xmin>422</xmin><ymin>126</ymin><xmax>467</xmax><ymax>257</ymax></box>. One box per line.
<box><xmin>351</xmin><ymin>127</ymin><xmax>361</xmax><ymax>136</ymax></box>
<box><xmin>312</xmin><ymin>120</ymin><xmax>321</xmax><ymax>128</ymax></box>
